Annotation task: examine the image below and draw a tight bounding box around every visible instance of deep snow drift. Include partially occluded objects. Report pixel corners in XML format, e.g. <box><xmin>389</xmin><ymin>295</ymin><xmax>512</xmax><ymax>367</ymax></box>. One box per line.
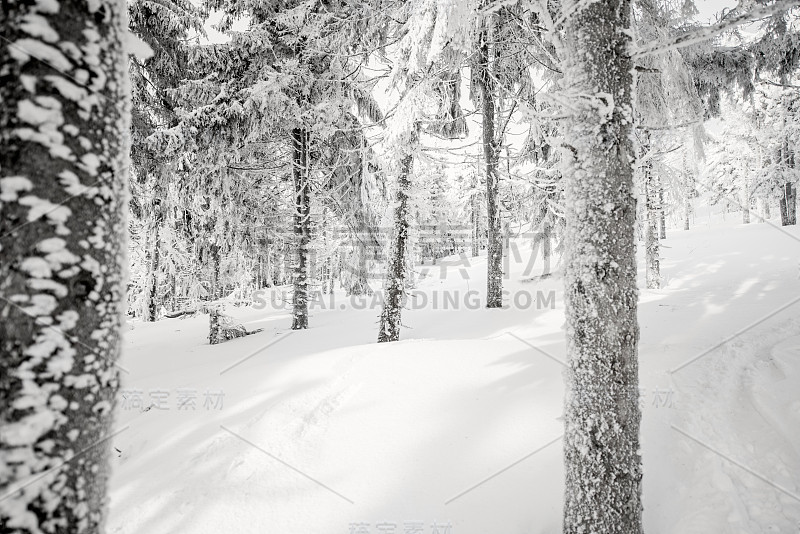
<box><xmin>108</xmin><ymin>214</ymin><xmax>800</xmax><ymax>534</ymax></box>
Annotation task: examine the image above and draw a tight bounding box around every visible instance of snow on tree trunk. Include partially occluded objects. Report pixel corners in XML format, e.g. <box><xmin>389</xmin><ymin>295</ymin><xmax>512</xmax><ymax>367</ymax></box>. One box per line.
<box><xmin>742</xmin><ymin>193</ymin><xmax>751</xmax><ymax>224</ymax></box>
<box><xmin>641</xmin><ymin>131</ymin><xmax>660</xmax><ymax>290</ymax></box>
<box><xmin>378</xmin><ymin>134</ymin><xmax>415</xmax><ymax>343</ymax></box>
<box><xmin>532</xmin><ymin>207</ymin><xmax>553</xmax><ymax>278</ymax></box>
<box><xmin>684</xmin><ymin>202</ymin><xmax>691</xmax><ymax>230</ymax></box>
<box><xmin>560</xmin><ymin>1</ymin><xmax>643</xmax><ymax>533</ymax></box>
<box><xmin>778</xmin><ymin>111</ymin><xmax>797</xmax><ymax>226</ymax></box>
<box><xmin>683</xmin><ymin>172</ymin><xmax>693</xmax><ymax>231</ymax></box>
<box><xmin>471</xmin><ymin>170</ymin><xmax>481</xmax><ymax>258</ymax></box>
<box><xmin>0</xmin><ymin>2</ymin><xmax>130</xmax><ymax>532</ymax></box>
<box><xmin>291</xmin><ymin>128</ymin><xmax>311</xmax><ymax>330</ymax></box>
<box><xmin>143</xmin><ymin>221</ymin><xmax>161</xmax><ymax>322</ymax></box>
<box><xmin>780</xmin><ymin>182</ymin><xmax>797</xmax><ymax>226</ymax></box>
<box><xmin>209</xmin><ymin>242</ymin><xmax>221</xmax><ymax>301</ymax></box>
<box><xmin>207</xmin><ymin>306</ymin><xmax>250</xmax><ymax>345</ymax></box>
<box><xmin>343</xmin><ymin>244</ymin><xmax>371</xmax><ymax>296</ymax></box>
<box><xmin>478</xmin><ymin>18</ymin><xmax>503</xmax><ymax>309</ymax></box>
<box><xmin>762</xmin><ymin>198</ymin><xmax>771</xmax><ymax>221</ymax></box>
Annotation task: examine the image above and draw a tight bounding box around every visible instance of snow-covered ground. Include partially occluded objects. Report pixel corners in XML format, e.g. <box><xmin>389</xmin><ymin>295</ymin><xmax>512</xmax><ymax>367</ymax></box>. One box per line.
<box><xmin>108</xmin><ymin>214</ymin><xmax>800</xmax><ymax>534</ymax></box>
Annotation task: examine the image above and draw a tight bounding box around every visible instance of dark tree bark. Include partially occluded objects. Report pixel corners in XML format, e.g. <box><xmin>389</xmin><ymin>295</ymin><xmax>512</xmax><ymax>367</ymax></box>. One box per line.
<box><xmin>0</xmin><ymin>1</ymin><xmax>129</xmax><ymax>532</ymax></box>
<box><xmin>291</xmin><ymin>127</ymin><xmax>311</xmax><ymax>330</ymax></box>
<box><xmin>378</xmin><ymin>131</ymin><xmax>416</xmax><ymax>343</ymax></box>
<box><xmin>684</xmin><ymin>202</ymin><xmax>691</xmax><ymax>230</ymax></box>
<box><xmin>560</xmin><ymin>1</ymin><xmax>643</xmax><ymax>533</ymax></box>
<box><xmin>471</xmin><ymin>170</ymin><xmax>481</xmax><ymax>258</ymax></box>
<box><xmin>779</xmin><ymin>102</ymin><xmax>796</xmax><ymax>226</ymax></box>
<box><xmin>143</xmin><ymin>218</ymin><xmax>161</xmax><ymax>321</ymax></box>
<box><xmin>742</xmin><ymin>194</ymin><xmax>751</xmax><ymax>224</ymax></box>
<box><xmin>683</xmin><ymin>161</ymin><xmax>693</xmax><ymax>231</ymax></box>
<box><xmin>209</xmin><ymin>242</ymin><xmax>221</xmax><ymax>300</ymax></box>
<box><xmin>477</xmin><ymin>16</ymin><xmax>503</xmax><ymax>308</ymax></box>
<box><xmin>780</xmin><ymin>182</ymin><xmax>797</xmax><ymax>226</ymax></box>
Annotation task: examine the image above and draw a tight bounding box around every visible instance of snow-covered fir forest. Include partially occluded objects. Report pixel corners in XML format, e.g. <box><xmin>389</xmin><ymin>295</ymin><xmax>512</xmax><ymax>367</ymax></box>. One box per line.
<box><xmin>2</xmin><ymin>0</ymin><xmax>800</xmax><ymax>533</ymax></box>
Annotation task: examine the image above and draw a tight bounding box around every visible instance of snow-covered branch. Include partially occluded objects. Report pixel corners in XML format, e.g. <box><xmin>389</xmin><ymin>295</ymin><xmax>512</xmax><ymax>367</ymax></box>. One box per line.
<box><xmin>633</xmin><ymin>0</ymin><xmax>800</xmax><ymax>59</ymax></box>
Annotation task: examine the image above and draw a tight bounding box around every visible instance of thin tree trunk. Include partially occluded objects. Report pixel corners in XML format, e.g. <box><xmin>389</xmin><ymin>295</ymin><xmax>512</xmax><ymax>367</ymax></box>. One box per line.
<box><xmin>282</xmin><ymin>242</ymin><xmax>291</xmax><ymax>286</ymax></box>
<box><xmin>477</xmin><ymin>16</ymin><xmax>503</xmax><ymax>308</ymax></box>
<box><xmin>762</xmin><ymin>198</ymin><xmax>771</xmax><ymax>221</ymax></box>
<box><xmin>471</xmin><ymin>170</ymin><xmax>481</xmax><ymax>257</ymax></box>
<box><xmin>683</xmin><ymin>172</ymin><xmax>692</xmax><ymax>231</ymax></box>
<box><xmin>741</xmin><ymin>166</ymin><xmax>751</xmax><ymax>224</ymax></box>
<box><xmin>561</xmin><ymin>2</ymin><xmax>643</xmax><ymax>533</ymax></box>
<box><xmin>144</xmin><ymin>222</ymin><xmax>161</xmax><ymax>321</ymax></box>
<box><xmin>378</xmin><ymin>131</ymin><xmax>416</xmax><ymax>343</ymax></box>
<box><xmin>210</xmin><ymin>243</ymin><xmax>221</xmax><ymax>300</ymax></box>
<box><xmin>682</xmin><ymin>152</ymin><xmax>693</xmax><ymax>230</ymax></box>
<box><xmin>777</xmin><ymin>96</ymin><xmax>797</xmax><ymax>226</ymax></box>
<box><xmin>0</xmin><ymin>2</ymin><xmax>129</xmax><ymax>531</ymax></box>
<box><xmin>642</xmin><ymin>131</ymin><xmax>660</xmax><ymax>290</ymax></box>
<box><xmin>170</xmin><ymin>270</ymin><xmax>178</xmax><ymax>311</ymax></box>
<box><xmin>291</xmin><ymin>128</ymin><xmax>311</xmax><ymax>330</ymax></box>
<box><xmin>684</xmin><ymin>201</ymin><xmax>691</xmax><ymax>230</ymax></box>
<box><xmin>780</xmin><ymin>182</ymin><xmax>796</xmax><ymax>226</ymax></box>
<box><xmin>742</xmin><ymin>193</ymin><xmax>751</xmax><ymax>224</ymax></box>
<box><xmin>328</xmin><ymin>252</ymin><xmax>336</xmax><ymax>295</ymax></box>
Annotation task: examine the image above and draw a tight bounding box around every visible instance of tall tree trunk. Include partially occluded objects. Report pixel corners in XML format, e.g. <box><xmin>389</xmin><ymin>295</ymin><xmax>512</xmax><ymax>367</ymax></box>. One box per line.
<box><xmin>170</xmin><ymin>269</ymin><xmax>178</xmax><ymax>311</ymax></box>
<box><xmin>471</xmin><ymin>170</ymin><xmax>481</xmax><ymax>258</ymax></box>
<box><xmin>0</xmin><ymin>2</ymin><xmax>129</xmax><ymax>532</ymax></box>
<box><xmin>642</xmin><ymin>131</ymin><xmax>660</xmax><ymax>289</ymax></box>
<box><xmin>477</xmin><ymin>16</ymin><xmax>503</xmax><ymax>308</ymax></box>
<box><xmin>780</xmin><ymin>182</ymin><xmax>796</xmax><ymax>226</ymax></box>
<box><xmin>282</xmin><ymin>242</ymin><xmax>291</xmax><ymax>286</ymax></box>
<box><xmin>684</xmin><ymin>200</ymin><xmax>691</xmax><ymax>230</ymax></box>
<box><xmin>778</xmin><ymin>97</ymin><xmax>796</xmax><ymax>226</ymax></box>
<box><xmin>291</xmin><ymin>128</ymin><xmax>311</xmax><ymax>330</ymax></box>
<box><xmin>742</xmin><ymin>192</ymin><xmax>751</xmax><ymax>224</ymax></box>
<box><xmin>741</xmin><ymin>167</ymin><xmax>751</xmax><ymax>224</ymax></box>
<box><xmin>209</xmin><ymin>242</ymin><xmax>221</xmax><ymax>300</ymax></box>
<box><xmin>561</xmin><ymin>2</ymin><xmax>643</xmax><ymax>533</ymax></box>
<box><xmin>143</xmin><ymin>222</ymin><xmax>161</xmax><ymax>321</ymax></box>
<box><xmin>378</xmin><ymin>131</ymin><xmax>416</xmax><ymax>343</ymax></box>
<box><xmin>683</xmin><ymin>172</ymin><xmax>692</xmax><ymax>231</ymax></box>
<box><xmin>682</xmin><ymin>152</ymin><xmax>693</xmax><ymax>230</ymax></box>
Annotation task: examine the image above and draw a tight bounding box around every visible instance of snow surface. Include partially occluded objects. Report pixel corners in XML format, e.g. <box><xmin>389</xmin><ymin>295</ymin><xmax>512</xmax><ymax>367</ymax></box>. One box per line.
<box><xmin>108</xmin><ymin>214</ymin><xmax>800</xmax><ymax>534</ymax></box>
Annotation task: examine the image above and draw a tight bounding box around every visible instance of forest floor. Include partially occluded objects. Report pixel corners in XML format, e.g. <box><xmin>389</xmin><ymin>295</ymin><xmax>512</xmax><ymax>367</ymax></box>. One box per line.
<box><xmin>108</xmin><ymin>213</ymin><xmax>800</xmax><ymax>534</ymax></box>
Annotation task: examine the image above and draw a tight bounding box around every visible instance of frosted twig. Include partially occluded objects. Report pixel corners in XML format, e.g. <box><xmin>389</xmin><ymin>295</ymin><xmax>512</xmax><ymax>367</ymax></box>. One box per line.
<box><xmin>633</xmin><ymin>0</ymin><xmax>800</xmax><ymax>59</ymax></box>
